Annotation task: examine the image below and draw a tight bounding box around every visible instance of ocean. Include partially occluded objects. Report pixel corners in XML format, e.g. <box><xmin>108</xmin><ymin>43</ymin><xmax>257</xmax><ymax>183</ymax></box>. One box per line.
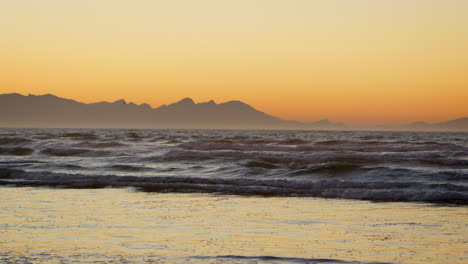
<box><xmin>0</xmin><ymin>128</ymin><xmax>467</xmax><ymax>263</ymax></box>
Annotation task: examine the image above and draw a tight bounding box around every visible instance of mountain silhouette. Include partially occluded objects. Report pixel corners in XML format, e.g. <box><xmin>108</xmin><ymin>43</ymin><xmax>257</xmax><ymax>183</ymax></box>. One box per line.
<box><xmin>435</xmin><ymin>117</ymin><xmax>468</xmax><ymax>130</ymax></box>
<box><xmin>0</xmin><ymin>93</ymin><xmax>465</xmax><ymax>131</ymax></box>
<box><xmin>0</xmin><ymin>93</ymin><xmax>344</xmax><ymax>129</ymax></box>
<box><xmin>401</xmin><ymin>118</ymin><xmax>468</xmax><ymax>131</ymax></box>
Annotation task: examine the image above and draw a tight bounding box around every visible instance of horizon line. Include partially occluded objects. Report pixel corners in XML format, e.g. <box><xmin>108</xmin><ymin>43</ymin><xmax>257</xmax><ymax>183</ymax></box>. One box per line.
<box><xmin>1</xmin><ymin>92</ymin><xmax>466</xmax><ymax>127</ymax></box>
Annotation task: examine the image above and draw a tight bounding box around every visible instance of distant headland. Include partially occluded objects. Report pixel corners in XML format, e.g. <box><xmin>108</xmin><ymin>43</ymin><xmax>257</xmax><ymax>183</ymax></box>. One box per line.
<box><xmin>0</xmin><ymin>93</ymin><xmax>466</xmax><ymax>131</ymax></box>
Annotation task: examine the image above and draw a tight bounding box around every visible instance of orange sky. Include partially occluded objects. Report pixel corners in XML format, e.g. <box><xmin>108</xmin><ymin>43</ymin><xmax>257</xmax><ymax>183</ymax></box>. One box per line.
<box><xmin>1</xmin><ymin>0</ymin><xmax>467</xmax><ymax>125</ymax></box>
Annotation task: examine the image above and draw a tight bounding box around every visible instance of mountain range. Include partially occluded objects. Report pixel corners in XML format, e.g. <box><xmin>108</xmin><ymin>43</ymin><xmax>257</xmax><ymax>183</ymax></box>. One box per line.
<box><xmin>0</xmin><ymin>93</ymin><xmax>466</xmax><ymax>131</ymax></box>
<box><xmin>0</xmin><ymin>93</ymin><xmax>343</xmax><ymax>129</ymax></box>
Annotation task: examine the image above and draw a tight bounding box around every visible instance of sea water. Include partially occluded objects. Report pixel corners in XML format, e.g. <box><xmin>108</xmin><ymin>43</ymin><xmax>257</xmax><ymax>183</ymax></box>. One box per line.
<box><xmin>0</xmin><ymin>128</ymin><xmax>467</xmax><ymax>263</ymax></box>
<box><xmin>0</xmin><ymin>128</ymin><xmax>467</xmax><ymax>204</ymax></box>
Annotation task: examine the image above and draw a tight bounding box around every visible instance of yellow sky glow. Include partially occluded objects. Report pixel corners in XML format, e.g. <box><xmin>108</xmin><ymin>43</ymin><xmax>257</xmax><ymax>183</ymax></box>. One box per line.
<box><xmin>1</xmin><ymin>0</ymin><xmax>467</xmax><ymax>124</ymax></box>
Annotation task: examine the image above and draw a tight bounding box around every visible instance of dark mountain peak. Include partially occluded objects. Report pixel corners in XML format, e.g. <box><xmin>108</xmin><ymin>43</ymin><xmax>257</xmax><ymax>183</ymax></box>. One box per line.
<box><xmin>139</xmin><ymin>103</ymin><xmax>152</xmax><ymax>110</ymax></box>
<box><xmin>224</xmin><ymin>100</ymin><xmax>245</xmax><ymax>105</ymax></box>
<box><xmin>28</xmin><ymin>93</ymin><xmax>57</xmax><ymax>98</ymax></box>
<box><xmin>1</xmin><ymin>93</ymin><xmax>23</xmax><ymax>99</ymax></box>
<box><xmin>436</xmin><ymin>117</ymin><xmax>468</xmax><ymax>128</ymax></box>
<box><xmin>24</xmin><ymin>93</ymin><xmax>80</xmax><ymax>105</ymax></box>
<box><xmin>2</xmin><ymin>92</ymin><xmax>467</xmax><ymax>130</ymax></box>
<box><xmin>451</xmin><ymin>117</ymin><xmax>468</xmax><ymax>122</ymax></box>
<box><xmin>220</xmin><ymin>100</ymin><xmax>254</xmax><ymax>110</ymax></box>
<box><xmin>4</xmin><ymin>93</ymin><xmax>22</xmax><ymax>96</ymax></box>
<box><xmin>177</xmin><ymin>97</ymin><xmax>195</xmax><ymax>105</ymax></box>
<box><xmin>197</xmin><ymin>99</ymin><xmax>216</xmax><ymax>106</ymax></box>
<box><xmin>113</xmin><ymin>99</ymin><xmax>126</xmax><ymax>104</ymax></box>
<box><xmin>165</xmin><ymin>98</ymin><xmax>195</xmax><ymax>109</ymax></box>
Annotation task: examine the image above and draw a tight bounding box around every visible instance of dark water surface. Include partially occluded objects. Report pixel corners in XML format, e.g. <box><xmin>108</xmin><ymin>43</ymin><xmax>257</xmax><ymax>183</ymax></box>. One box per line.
<box><xmin>1</xmin><ymin>128</ymin><xmax>467</xmax><ymax>263</ymax></box>
<box><xmin>0</xmin><ymin>128</ymin><xmax>467</xmax><ymax>204</ymax></box>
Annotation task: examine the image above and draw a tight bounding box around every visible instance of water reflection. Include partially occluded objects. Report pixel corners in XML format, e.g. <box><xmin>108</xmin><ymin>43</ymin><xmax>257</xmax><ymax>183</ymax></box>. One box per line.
<box><xmin>1</xmin><ymin>187</ymin><xmax>466</xmax><ymax>263</ymax></box>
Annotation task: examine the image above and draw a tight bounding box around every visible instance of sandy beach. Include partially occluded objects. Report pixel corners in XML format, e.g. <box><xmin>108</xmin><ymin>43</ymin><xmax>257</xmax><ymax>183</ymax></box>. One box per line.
<box><xmin>1</xmin><ymin>187</ymin><xmax>466</xmax><ymax>263</ymax></box>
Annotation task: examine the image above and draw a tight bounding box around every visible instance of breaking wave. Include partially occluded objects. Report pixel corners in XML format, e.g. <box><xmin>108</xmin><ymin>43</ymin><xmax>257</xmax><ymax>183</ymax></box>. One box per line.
<box><xmin>193</xmin><ymin>255</ymin><xmax>395</xmax><ymax>264</ymax></box>
<box><xmin>0</xmin><ymin>128</ymin><xmax>467</xmax><ymax>205</ymax></box>
<box><xmin>0</xmin><ymin>168</ymin><xmax>466</xmax><ymax>205</ymax></box>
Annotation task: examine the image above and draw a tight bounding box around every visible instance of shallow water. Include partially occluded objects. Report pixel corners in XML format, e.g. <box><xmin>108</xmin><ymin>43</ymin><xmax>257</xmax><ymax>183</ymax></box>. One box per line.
<box><xmin>0</xmin><ymin>128</ymin><xmax>467</xmax><ymax>204</ymax></box>
<box><xmin>1</xmin><ymin>187</ymin><xmax>466</xmax><ymax>264</ymax></box>
<box><xmin>1</xmin><ymin>128</ymin><xmax>467</xmax><ymax>263</ymax></box>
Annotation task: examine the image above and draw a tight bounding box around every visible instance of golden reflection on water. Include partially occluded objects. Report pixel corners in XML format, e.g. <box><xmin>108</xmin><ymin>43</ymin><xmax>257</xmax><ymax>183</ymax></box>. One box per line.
<box><xmin>1</xmin><ymin>187</ymin><xmax>467</xmax><ymax>263</ymax></box>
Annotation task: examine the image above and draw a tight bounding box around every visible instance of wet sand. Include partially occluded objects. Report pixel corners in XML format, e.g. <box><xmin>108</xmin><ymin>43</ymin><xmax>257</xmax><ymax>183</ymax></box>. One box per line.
<box><xmin>1</xmin><ymin>187</ymin><xmax>466</xmax><ymax>263</ymax></box>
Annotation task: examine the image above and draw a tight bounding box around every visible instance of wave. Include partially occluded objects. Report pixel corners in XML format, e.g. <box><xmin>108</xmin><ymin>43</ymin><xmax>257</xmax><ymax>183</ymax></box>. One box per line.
<box><xmin>0</xmin><ymin>168</ymin><xmax>466</xmax><ymax>205</ymax></box>
<box><xmin>315</xmin><ymin>140</ymin><xmax>350</xmax><ymax>145</ymax></box>
<box><xmin>145</xmin><ymin>149</ymin><xmax>468</xmax><ymax>171</ymax></box>
<box><xmin>245</xmin><ymin>161</ymin><xmax>279</xmax><ymax>169</ymax></box>
<box><xmin>192</xmin><ymin>255</ymin><xmax>395</xmax><ymax>264</ymax></box>
<box><xmin>179</xmin><ymin>142</ymin><xmax>293</xmax><ymax>152</ymax></box>
<box><xmin>107</xmin><ymin>165</ymin><xmax>151</xmax><ymax>172</ymax></box>
<box><xmin>41</xmin><ymin>148</ymin><xmax>113</xmax><ymax>157</ymax></box>
<box><xmin>292</xmin><ymin>163</ymin><xmax>362</xmax><ymax>175</ymax></box>
<box><xmin>126</xmin><ymin>132</ymin><xmax>145</xmax><ymax>141</ymax></box>
<box><xmin>276</xmin><ymin>138</ymin><xmax>309</xmax><ymax>145</ymax></box>
<box><xmin>1</xmin><ymin>128</ymin><xmax>467</xmax><ymax>205</ymax></box>
<box><xmin>42</xmin><ymin>148</ymin><xmax>91</xmax><ymax>156</ymax></box>
<box><xmin>73</xmin><ymin>141</ymin><xmax>127</xmax><ymax>148</ymax></box>
<box><xmin>61</xmin><ymin>164</ymin><xmax>83</xmax><ymax>170</ymax></box>
<box><xmin>178</xmin><ymin>141</ymin><xmax>468</xmax><ymax>153</ymax></box>
<box><xmin>0</xmin><ymin>147</ymin><xmax>34</xmax><ymax>156</ymax></box>
<box><xmin>0</xmin><ymin>137</ymin><xmax>32</xmax><ymax>145</ymax></box>
<box><xmin>61</xmin><ymin>132</ymin><xmax>98</xmax><ymax>140</ymax></box>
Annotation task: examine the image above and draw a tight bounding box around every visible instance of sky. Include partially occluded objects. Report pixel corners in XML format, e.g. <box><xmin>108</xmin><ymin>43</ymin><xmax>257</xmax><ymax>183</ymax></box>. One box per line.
<box><xmin>1</xmin><ymin>0</ymin><xmax>467</xmax><ymax>125</ymax></box>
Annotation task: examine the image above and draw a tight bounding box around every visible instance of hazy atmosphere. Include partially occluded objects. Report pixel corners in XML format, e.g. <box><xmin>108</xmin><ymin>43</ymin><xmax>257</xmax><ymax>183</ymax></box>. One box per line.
<box><xmin>1</xmin><ymin>1</ymin><xmax>467</xmax><ymax>264</ymax></box>
<box><xmin>1</xmin><ymin>0</ymin><xmax>467</xmax><ymax>124</ymax></box>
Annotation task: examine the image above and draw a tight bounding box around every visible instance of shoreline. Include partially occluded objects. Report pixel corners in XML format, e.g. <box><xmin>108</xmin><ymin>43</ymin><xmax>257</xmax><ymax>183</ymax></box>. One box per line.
<box><xmin>1</xmin><ymin>186</ymin><xmax>466</xmax><ymax>264</ymax></box>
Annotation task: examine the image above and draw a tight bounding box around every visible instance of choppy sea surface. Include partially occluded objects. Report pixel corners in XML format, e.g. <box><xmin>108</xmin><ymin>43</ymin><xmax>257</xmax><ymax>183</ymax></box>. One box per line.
<box><xmin>1</xmin><ymin>128</ymin><xmax>468</xmax><ymax>264</ymax></box>
<box><xmin>0</xmin><ymin>128</ymin><xmax>467</xmax><ymax>204</ymax></box>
